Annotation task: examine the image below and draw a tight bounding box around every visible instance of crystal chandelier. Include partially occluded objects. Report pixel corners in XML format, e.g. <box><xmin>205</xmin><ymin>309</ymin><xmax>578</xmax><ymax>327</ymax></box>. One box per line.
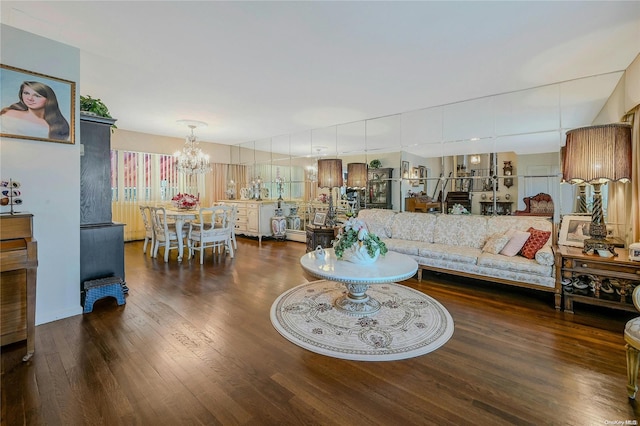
<box><xmin>174</xmin><ymin>120</ymin><xmax>211</xmax><ymax>174</ymax></box>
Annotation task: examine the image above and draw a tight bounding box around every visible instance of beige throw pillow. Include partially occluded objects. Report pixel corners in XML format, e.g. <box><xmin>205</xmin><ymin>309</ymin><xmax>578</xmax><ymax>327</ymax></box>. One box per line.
<box><xmin>482</xmin><ymin>232</ymin><xmax>511</xmax><ymax>255</ymax></box>
<box><xmin>500</xmin><ymin>230</ymin><xmax>531</xmax><ymax>257</ymax></box>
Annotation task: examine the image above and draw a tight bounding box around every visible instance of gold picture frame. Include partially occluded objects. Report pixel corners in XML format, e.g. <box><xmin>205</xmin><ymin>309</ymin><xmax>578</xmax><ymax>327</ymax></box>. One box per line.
<box><xmin>1</xmin><ymin>64</ymin><xmax>76</xmax><ymax>144</ymax></box>
<box><xmin>313</xmin><ymin>212</ymin><xmax>327</xmax><ymax>226</ymax></box>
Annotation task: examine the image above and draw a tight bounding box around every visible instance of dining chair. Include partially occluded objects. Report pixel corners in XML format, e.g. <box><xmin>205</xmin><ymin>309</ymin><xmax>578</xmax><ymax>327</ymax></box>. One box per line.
<box><xmin>150</xmin><ymin>206</ymin><xmax>182</xmax><ymax>262</ymax></box>
<box><xmin>214</xmin><ymin>202</ymin><xmax>238</xmax><ymax>250</ymax></box>
<box><xmin>139</xmin><ymin>205</ymin><xmax>154</xmax><ymax>255</ymax></box>
<box><xmin>187</xmin><ymin>205</ymin><xmax>235</xmax><ymax>264</ymax></box>
<box><xmin>227</xmin><ymin>203</ymin><xmax>238</xmax><ymax>250</ymax></box>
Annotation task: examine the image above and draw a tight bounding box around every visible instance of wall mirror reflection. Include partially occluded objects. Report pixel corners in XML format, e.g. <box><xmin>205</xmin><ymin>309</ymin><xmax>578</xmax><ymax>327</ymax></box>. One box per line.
<box><xmin>227</xmin><ymin>71</ymin><xmax>633</xmax><ymax>246</ymax></box>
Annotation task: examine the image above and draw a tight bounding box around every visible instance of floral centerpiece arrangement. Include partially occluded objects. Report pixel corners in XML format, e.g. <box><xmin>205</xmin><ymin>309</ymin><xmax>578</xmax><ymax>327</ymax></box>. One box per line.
<box><xmin>333</xmin><ymin>217</ymin><xmax>387</xmax><ymax>264</ymax></box>
<box><xmin>171</xmin><ymin>193</ymin><xmax>199</xmax><ymax>210</ymax></box>
<box><xmin>448</xmin><ymin>203</ymin><xmax>469</xmax><ymax>215</ymax></box>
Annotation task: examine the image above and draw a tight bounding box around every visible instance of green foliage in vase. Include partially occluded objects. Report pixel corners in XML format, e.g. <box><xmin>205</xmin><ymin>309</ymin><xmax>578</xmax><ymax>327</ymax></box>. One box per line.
<box><xmin>333</xmin><ymin>217</ymin><xmax>388</xmax><ymax>259</ymax></box>
<box><xmin>369</xmin><ymin>159</ymin><xmax>382</xmax><ymax>169</ymax></box>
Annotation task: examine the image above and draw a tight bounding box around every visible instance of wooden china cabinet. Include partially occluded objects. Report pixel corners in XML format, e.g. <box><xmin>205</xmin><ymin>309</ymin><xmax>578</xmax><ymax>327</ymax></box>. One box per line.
<box><xmin>365</xmin><ymin>168</ymin><xmax>393</xmax><ymax>209</ymax></box>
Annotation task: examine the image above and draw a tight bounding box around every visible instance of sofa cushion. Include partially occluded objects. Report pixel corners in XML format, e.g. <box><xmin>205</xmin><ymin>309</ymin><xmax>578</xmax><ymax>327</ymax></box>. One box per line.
<box><xmin>520</xmin><ymin>227</ymin><xmax>551</xmax><ymax>259</ymax></box>
<box><xmin>486</xmin><ymin>216</ymin><xmax>552</xmax><ymax>247</ymax></box>
<box><xmin>478</xmin><ymin>252</ymin><xmax>553</xmax><ymax>276</ymax></box>
<box><xmin>482</xmin><ymin>232</ymin><xmax>511</xmax><ymax>255</ymax></box>
<box><xmin>500</xmin><ymin>230</ymin><xmax>530</xmax><ymax>256</ymax></box>
<box><xmin>433</xmin><ymin>214</ymin><xmax>489</xmax><ymax>249</ymax></box>
<box><xmin>535</xmin><ymin>245</ymin><xmax>555</xmax><ymax>266</ymax></box>
<box><xmin>390</xmin><ymin>212</ymin><xmax>437</xmax><ymax>243</ymax></box>
<box><xmin>357</xmin><ymin>209</ymin><xmax>396</xmax><ymax>238</ymax></box>
<box><xmin>383</xmin><ymin>238</ymin><xmax>424</xmax><ymax>256</ymax></box>
<box><xmin>418</xmin><ymin>243</ymin><xmax>480</xmax><ymax>265</ymax></box>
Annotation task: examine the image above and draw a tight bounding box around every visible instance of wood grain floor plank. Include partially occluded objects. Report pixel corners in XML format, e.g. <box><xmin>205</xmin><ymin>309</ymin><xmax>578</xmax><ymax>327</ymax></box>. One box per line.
<box><xmin>3</xmin><ymin>238</ymin><xmax>640</xmax><ymax>425</ymax></box>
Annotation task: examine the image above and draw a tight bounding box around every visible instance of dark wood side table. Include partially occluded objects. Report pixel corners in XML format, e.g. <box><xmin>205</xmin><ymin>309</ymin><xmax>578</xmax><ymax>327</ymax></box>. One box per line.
<box><xmin>555</xmin><ymin>245</ymin><xmax>640</xmax><ymax>313</ymax></box>
<box><xmin>305</xmin><ymin>224</ymin><xmax>338</xmax><ymax>252</ymax></box>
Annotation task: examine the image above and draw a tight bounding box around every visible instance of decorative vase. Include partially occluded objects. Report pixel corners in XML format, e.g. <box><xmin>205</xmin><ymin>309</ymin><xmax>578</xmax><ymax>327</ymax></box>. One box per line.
<box><xmin>341</xmin><ymin>243</ymin><xmax>380</xmax><ymax>264</ymax></box>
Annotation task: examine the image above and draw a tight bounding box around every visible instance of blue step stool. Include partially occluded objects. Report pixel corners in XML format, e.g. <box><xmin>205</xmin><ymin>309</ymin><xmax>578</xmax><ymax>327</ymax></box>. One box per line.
<box><xmin>82</xmin><ymin>276</ymin><xmax>126</xmax><ymax>313</ymax></box>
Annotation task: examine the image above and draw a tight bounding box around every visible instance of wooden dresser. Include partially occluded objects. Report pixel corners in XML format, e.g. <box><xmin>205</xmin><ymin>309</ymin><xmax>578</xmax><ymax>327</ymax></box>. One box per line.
<box><xmin>0</xmin><ymin>213</ymin><xmax>37</xmax><ymax>361</ymax></box>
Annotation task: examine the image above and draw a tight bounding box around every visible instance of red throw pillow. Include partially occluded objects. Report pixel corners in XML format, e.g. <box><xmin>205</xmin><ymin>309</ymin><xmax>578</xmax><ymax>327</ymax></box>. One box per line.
<box><xmin>519</xmin><ymin>227</ymin><xmax>551</xmax><ymax>259</ymax></box>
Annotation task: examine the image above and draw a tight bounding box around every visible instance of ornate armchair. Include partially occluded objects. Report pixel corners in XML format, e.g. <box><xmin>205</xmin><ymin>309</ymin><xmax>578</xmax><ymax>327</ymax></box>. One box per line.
<box><xmin>625</xmin><ymin>285</ymin><xmax>640</xmax><ymax>399</ymax></box>
<box><xmin>513</xmin><ymin>193</ymin><xmax>554</xmax><ymax>217</ymax></box>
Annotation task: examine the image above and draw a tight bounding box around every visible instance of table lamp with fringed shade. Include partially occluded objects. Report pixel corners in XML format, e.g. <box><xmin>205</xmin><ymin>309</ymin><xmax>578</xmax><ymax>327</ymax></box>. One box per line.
<box><xmin>563</xmin><ymin>123</ymin><xmax>632</xmax><ymax>255</ymax></box>
<box><xmin>317</xmin><ymin>159</ymin><xmax>343</xmax><ymax>226</ymax></box>
<box><xmin>347</xmin><ymin>162</ymin><xmax>368</xmax><ymax>214</ymax></box>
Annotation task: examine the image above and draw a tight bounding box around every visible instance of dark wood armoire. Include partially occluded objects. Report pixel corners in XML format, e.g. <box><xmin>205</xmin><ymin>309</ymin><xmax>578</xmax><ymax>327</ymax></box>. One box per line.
<box><xmin>79</xmin><ymin>114</ymin><xmax>125</xmax><ymax>295</ymax></box>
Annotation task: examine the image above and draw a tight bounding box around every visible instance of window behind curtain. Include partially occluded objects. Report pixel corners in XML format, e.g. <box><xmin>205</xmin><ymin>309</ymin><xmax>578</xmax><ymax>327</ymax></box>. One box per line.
<box><xmin>111</xmin><ymin>150</ymin><xmax>182</xmax><ymax>203</ymax></box>
<box><xmin>110</xmin><ymin>149</ymin><xmax>197</xmax><ymax>241</ymax></box>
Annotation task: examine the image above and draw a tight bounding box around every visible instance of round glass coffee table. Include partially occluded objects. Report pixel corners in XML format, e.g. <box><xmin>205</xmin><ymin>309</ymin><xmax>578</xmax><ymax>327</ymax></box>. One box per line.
<box><xmin>300</xmin><ymin>248</ymin><xmax>418</xmax><ymax>316</ymax></box>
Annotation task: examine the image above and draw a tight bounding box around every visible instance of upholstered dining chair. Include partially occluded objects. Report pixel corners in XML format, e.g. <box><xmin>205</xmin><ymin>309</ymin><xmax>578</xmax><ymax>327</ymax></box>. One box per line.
<box><xmin>139</xmin><ymin>205</ymin><xmax>154</xmax><ymax>255</ymax></box>
<box><xmin>625</xmin><ymin>285</ymin><xmax>640</xmax><ymax>399</ymax></box>
<box><xmin>227</xmin><ymin>203</ymin><xmax>238</xmax><ymax>250</ymax></box>
<box><xmin>215</xmin><ymin>202</ymin><xmax>238</xmax><ymax>250</ymax></box>
<box><xmin>187</xmin><ymin>205</ymin><xmax>235</xmax><ymax>264</ymax></box>
<box><xmin>150</xmin><ymin>206</ymin><xmax>182</xmax><ymax>262</ymax></box>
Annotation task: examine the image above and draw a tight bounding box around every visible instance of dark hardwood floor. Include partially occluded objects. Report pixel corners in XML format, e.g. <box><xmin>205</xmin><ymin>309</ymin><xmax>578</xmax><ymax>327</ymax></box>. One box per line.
<box><xmin>2</xmin><ymin>237</ymin><xmax>639</xmax><ymax>425</ymax></box>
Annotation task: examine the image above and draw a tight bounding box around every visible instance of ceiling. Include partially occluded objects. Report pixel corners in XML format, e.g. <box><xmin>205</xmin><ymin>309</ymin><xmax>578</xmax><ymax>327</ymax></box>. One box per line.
<box><xmin>2</xmin><ymin>1</ymin><xmax>639</xmax><ymax>152</ymax></box>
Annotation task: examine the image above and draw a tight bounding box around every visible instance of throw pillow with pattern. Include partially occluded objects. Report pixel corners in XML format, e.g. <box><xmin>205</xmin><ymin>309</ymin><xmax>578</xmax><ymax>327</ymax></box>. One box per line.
<box><xmin>519</xmin><ymin>227</ymin><xmax>551</xmax><ymax>259</ymax></box>
<box><xmin>482</xmin><ymin>232</ymin><xmax>511</xmax><ymax>255</ymax></box>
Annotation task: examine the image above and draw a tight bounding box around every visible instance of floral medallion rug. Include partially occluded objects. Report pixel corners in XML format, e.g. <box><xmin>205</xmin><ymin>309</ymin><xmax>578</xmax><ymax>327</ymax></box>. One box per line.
<box><xmin>270</xmin><ymin>280</ymin><xmax>454</xmax><ymax>361</ymax></box>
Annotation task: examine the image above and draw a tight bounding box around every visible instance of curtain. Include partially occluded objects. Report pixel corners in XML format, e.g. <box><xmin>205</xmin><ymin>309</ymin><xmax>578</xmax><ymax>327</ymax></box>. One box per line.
<box><xmin>629</xmin><ymin>106</ymin><xmax>640</xmax><ymax>244</ymax></box>
<box><xmin>207</xmin><ymin>163</ymin><xmax>227</xmax><ymax>205</ymax></box>
<box><xmin>111</xmin><ymin>149</ymin><xmax>219</xmax><ymax>241</ymax></box>
<box><xmin>607</xmin><ymin>105</ymin><xmax>639</xmax><ymax>246</ymax></box>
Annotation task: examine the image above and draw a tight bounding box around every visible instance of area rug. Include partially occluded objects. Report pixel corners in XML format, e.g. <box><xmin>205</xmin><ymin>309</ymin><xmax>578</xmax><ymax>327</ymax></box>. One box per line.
<box><xmin>270</xmin><ymin>280</ymin><xmax>454</xmax><ymax>361</ymax></box>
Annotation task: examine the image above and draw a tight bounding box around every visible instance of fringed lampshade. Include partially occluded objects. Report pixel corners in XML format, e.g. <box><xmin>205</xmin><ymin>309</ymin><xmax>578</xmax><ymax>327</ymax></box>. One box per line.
<box><xmin>347</xmin><ymin>163</ymin><xmax>368</xmax><ymax>188</ymax></box>
<box><xmin>317</xmin><ymin>159</ymin><xmax>343</xmax><ymax>226</ymax></box>
<box><xmin>563</xmin><ymin>123</ymin><xmax>632</xmax><ymax>255</ymax></box>
<box><xmin>317</xmin><ymin>159</ymin><xmax>343</xmax><ymax>189</ymax></box>
<box><xmin>563</xmin><ymin>123</ymin><xmax>632</xmax><ymax>184</ymax></box>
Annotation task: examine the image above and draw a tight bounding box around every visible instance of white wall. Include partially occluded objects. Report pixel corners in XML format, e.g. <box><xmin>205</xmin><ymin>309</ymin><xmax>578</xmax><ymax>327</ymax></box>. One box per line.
<box><xmin>594</xmin><ymin>53</ymin><xmax>640</xmax><ymax>123</ymax></box>
<box><xmin>1</xmin><ymin>25</ymin><xmax>83</xmax><ymax>324</ymax></box>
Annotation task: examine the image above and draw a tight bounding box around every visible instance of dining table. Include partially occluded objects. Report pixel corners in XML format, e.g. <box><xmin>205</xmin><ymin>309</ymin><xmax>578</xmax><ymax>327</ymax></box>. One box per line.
<box><xmin>163</xmin><ymin>208</ymin><xmax>198</xmax><ymax>261</ymax></box>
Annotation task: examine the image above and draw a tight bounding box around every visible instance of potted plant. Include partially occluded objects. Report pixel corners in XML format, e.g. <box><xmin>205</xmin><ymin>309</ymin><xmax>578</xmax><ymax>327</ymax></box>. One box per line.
<box><xmin>369</xmin><ymin>159</ymin><xmax>382</xmax><ymax>169</ymax></box>
<box><xmin>80</xmin><ymin>95</ymin><xmax>117</xmax><ymax>128</ymax></box>
<box><xmin>333</xmin><ymin>217</ymin><xmax>387</xmax><ymax>264</ymax></box>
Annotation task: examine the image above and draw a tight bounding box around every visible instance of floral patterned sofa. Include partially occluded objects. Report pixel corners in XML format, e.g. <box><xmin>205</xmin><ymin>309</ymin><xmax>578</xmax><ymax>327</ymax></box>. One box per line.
<box><xmin>357</xmin><ymin>209</ymin><xmax>559</xmax><ymax>308</ymax></box>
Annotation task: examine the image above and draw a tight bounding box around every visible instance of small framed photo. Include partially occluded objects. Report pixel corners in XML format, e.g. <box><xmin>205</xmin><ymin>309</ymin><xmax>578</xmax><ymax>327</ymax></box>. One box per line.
<box><xmin>313</xmin><ymin>212</ymin><xmax>327</xmax><ymax>226</ymax></box>
<box><xmin>418</xmin><ymin>165</ymin><xmax>426</xmax><ymax>179</ymax></box>
<box><xmin>1</xmin><ymin>64</ymin><xmax>76</xmax><ymax>144</ymax></box>
<box><xmin>558</xmin><ymin>214</ymin><xmax>592</xmax><ymax>247</ymax></box>
<box><xmin>411</xmin><ymin>167</ymin><xmax>420</xmax><ymax>187</ymax></box>
<box><xmin>401</xmin><ymin>160</ymin><xmax>410</xmax><ymax>179</ymax></box>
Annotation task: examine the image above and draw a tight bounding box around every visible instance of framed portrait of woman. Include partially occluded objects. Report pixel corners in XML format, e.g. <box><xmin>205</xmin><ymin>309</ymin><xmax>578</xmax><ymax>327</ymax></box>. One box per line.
<box><xmin>1</xmin><ymin>64</ymin><xmax>76</xmax><ymax>144</ymax></box>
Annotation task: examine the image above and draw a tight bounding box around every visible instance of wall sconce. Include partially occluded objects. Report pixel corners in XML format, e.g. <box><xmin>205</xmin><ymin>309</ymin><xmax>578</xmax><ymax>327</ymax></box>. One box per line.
<box><xmin>469</xmin><ymin>154</ymin><xmax>481</xmax><ymax>165</ymax></box>
<box><xmin>563</xmin><ymin>123</ymin><xmax>632</xmax><ymax>255</ymax></box>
